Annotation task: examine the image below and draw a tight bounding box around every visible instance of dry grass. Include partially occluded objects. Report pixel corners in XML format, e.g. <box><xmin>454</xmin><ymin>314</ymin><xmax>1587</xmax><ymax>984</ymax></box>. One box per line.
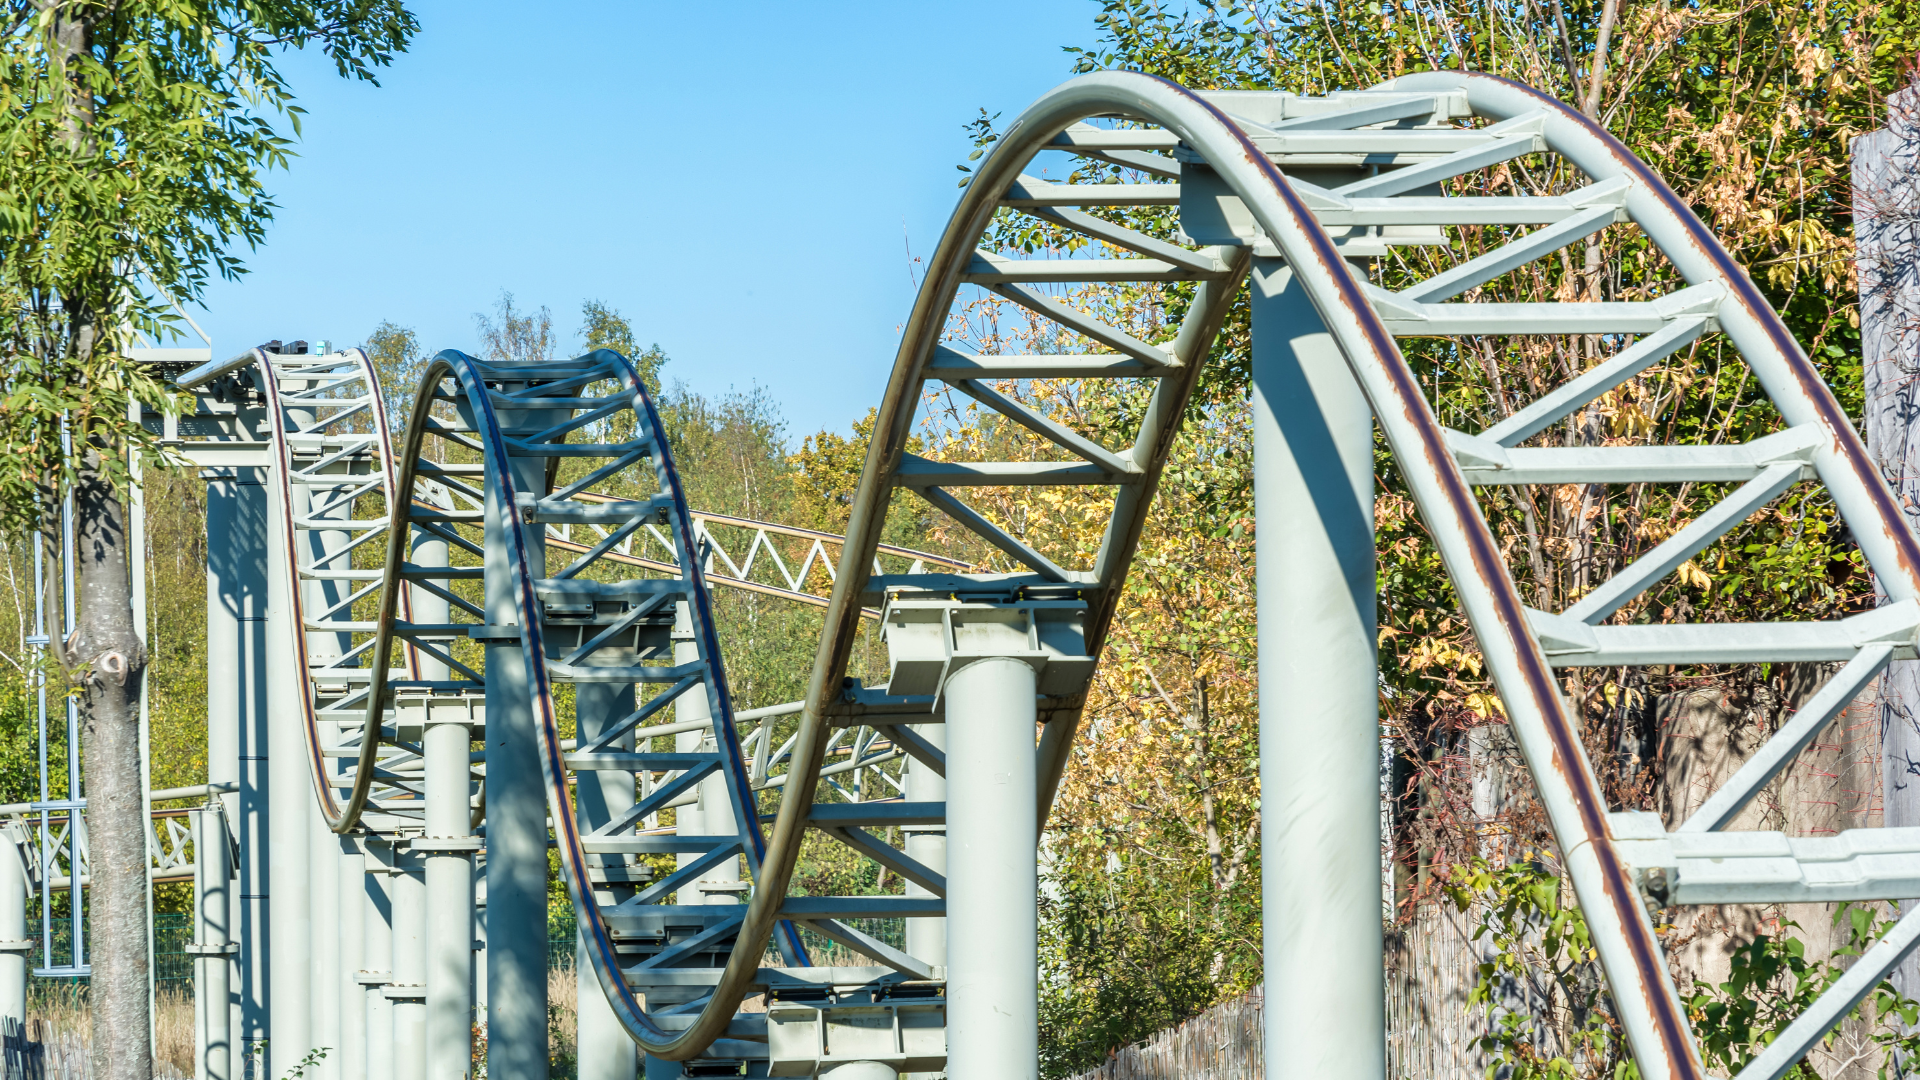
<box><xmin>25</xmin><ymin>984</ymin><xmax>195</xmax><ymax>1078</ymax></box>
<box><xmin>548</xmin><ymin>962</ymin><xmax>579</xmax><ymax>1076</ymax></box>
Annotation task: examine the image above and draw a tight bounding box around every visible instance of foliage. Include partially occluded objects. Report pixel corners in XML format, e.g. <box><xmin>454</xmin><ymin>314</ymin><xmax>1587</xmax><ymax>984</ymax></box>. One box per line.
<box><xmin>474</xmin><ymin>291</ymin><xmax>555</xmax><ymax>365</ymax></box>
<box><xmin>1447</xmin><ymin>857</ymin><xmax>1920</xmax><ymax>1080</ymax></box>
<box><xmin>0</xmin><ymin>0</ymin><xmax>417</xmax><ymax>531</ymax></box>
<box><xmin>1685</xmin><ymin>904</ymin><xmax>1920</xmax><ymax>1080</ymax></box>
<box><xmin>579</xmin><ymin>299</ymin><xmax>666</xmax><ymax>398</ymax></box>
<box><xmin>278</xmin><ymin>1046</ymin><xmax>329</xmax><ymax>1080</ymax></box>
<box><xmin>1446</xmin><ymin>856</ymin><xmax>1633</xmax><ymax>1079</ymax></box>
<box><xmin>365</xmin><ymin>320</ymin><xmax>424</xmax><ymax>422</ymax></box>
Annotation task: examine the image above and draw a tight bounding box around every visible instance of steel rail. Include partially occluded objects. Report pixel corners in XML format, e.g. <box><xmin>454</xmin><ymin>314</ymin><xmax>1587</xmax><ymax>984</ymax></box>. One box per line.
<box><xmin>761</xmin><ymin>70</ymin><xmax>1726</xmax><ymax>1078</ymax></box>
<box><xmin>252</xmin><ymin>345</ymin><xmax>422</xmax><ymax>833</ymax></box>
<box><xmin>171</xmin><ymin>71</ymin><xmax>1914</xmax><ymax>1077</ymax></box>
<box><xmin>571</xmin><ymin>492</ymin><xmax>974</xmax><ymax>569</ymax></box>
<box><xmin>1391</xmin><ymin>70</ymin><xmax>1920</xmax><ymax>599</ymax></box>
<box><xmin>541</xmin><ymin>512</ymin><xmax>964</xmax><ymax>618</ymax></box>
<box><xmin>360</xmin><ymin>349</ymin><xmax>817</xmax><ymax>1058</ymax></box>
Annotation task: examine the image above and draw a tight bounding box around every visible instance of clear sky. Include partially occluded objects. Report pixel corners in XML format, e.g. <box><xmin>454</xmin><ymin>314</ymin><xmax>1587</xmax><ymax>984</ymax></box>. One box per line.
<box><xmin>190</xmin><ymin>1</ymin><xmax>1105</xmax><ymax>441</ymax></box>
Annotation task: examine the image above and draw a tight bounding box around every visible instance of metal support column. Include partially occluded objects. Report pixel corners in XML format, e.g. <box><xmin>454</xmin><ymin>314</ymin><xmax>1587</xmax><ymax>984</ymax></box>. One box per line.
<box><xmin>300</xmin><ymin>453</ymin><xmax>356</xmax><ymax>1080</ymax></box>
<box><xmin>416</xmin><ymin>522</ymin><xmax>475</xmax><ymax>1080</ymax></box>
<box><xmin>337</xmin><ymin>838</ymin><xmax>366</xmax><ymax>1080</ymax></box>
<box><xmin>310</xmin><ymin>813</ymin><xmax>341</xmax><ymax>1080</ymax></box>
<box><xmin>945</xmin><ymin>656</ymin><xmax>1038</xmax><ymax>1080</ymax></box>
<box><xmin>821</xmin><ymin>1065</ymin><xmax>897</xmax><ymax>1080</ymax></box>
<box><xmin>192</xmin><ymin>805</ymin><xmax>234</xmax><ymax>1080</ymax></box>
<box><xmin>671</xmin><ymin>602</ymin><xmax>735</xmax><ymax>906</ymax></box>
<box><xmin>575</xmin><ymin>684</ymin><xmax>637</xmax><ymax>1080</ymax></box>
<box><xmin>1249</xmin><ymin>256</ymin><xmax>1383</xmax><ymax>1079</ymax></box>
<box><xmin>265</xmin><ymin>466</ymin><xmax>312</xmax><ymax>1079</ymax></box>
<box><xmin>483</xmin><ymin>389</ymin><xmax>552</xmax><ymax>1079</ymax></box>
<box><xmin>391</xmin><ymin>852</ymin><xmax>427</xmax><ymax>1080</ymax></box>
<box><xmin>362</xmin><ymin>843</ymin><xmax>396</xmax><ymax>1080</ymax></box>
<box><xmin>903</xmin><ymin>723</ymin><xmax>946</xmax><ymax>1080</ymax></box>
<box><xmin>0</xmin><ymin>830</ymin><xmax>27</xmax><ymax>1041</ymax></box>
<box><xmin>423</xmin><ymin>726</ymin><xmax>475</xmax><ymax>1080</ymax></box>
<box><xmin>471</xmin><ymin>862</ymin><xmax>487</xmax><ymax>1030</ymax></box>
<box><xmin>903</xmin><ymin>726</ymin><xmax>946</xmax><ymax>964</ymax></box>
<box><xmin>204</xmin><ymin>467</ymin><xmax>270</xmax><ymax>1070</ymax></box>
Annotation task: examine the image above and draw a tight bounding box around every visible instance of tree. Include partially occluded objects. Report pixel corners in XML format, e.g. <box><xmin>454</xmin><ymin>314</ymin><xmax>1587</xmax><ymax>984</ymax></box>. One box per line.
<box><xmin>365</xmin><ymin>319</ymin><xmax>425</xmax><ymax>421</ymax></box>
<box><xmin>475</xmin><ymin>290</ymin><xmax>555</xmax><ymax>364</ymax></box>
<box><xmin>0</xmin><ymin>4</ymin><xmax>416</xmax><ymax>1076</ymax></box>
<box><xmin>579</xmin><ymin>298</ymin><xmax>667</xmax><ymax>397</ymax></box>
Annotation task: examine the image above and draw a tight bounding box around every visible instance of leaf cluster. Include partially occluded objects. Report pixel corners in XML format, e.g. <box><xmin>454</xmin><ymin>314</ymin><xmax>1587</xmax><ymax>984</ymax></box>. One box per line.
<box><xmin>0</xmin><ymin>0</ymin><xmax>416</xmax><ymax>532</ymax></box>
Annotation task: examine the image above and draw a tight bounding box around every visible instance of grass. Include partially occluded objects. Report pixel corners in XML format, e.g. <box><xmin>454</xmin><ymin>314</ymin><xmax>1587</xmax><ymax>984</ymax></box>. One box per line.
<box><xmin>26</xmin><ymin>983</ymin><xmax>195</xmax><ymax>1078</ymax></box>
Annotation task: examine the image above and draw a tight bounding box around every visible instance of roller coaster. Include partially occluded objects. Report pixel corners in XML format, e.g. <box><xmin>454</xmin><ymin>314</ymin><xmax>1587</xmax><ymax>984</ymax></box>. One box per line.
<box><xmin>7</xmin><ymin>68</ymin><xmax>1916</xmax><ymax>1080</ymax></box>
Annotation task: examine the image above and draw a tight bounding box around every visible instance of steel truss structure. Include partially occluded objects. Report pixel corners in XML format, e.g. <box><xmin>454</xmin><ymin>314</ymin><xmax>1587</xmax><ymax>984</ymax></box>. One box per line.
<box><xmin>5</xmin><ymin>66</ymin><xmax>1905</xmax><ymax>1080</ymax></box>
<box><xmin>753</xmin><ymin>68</ymin><xmax>1920</xmax><ymax>1080</ymax></box>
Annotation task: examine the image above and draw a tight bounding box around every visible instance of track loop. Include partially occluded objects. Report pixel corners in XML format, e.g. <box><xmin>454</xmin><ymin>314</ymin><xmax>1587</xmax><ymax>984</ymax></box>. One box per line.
<box><xmin>256</xmin><ymin>345</ymin><xmax>423</xmax><ymax>836</ymax></box>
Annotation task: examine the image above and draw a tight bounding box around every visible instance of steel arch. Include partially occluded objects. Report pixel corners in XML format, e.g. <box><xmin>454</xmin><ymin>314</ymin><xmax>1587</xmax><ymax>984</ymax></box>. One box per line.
<box><xmin>748</xmin><ymin>69</ymin><xmax>1920</xmax><ymax>1079</ymax></box>
<box><xmin>234</xmin><ymin>68</ymin><xmax>1920</xmax><ymax>1079</ymax></box>
<box><xmin>252</xmin><ymin>344</ymin><xmax>425</xmax><ymax>835</ymax></box>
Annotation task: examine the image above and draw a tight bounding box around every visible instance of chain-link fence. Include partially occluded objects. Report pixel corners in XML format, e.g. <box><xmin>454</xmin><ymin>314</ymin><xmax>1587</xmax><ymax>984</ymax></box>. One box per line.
<box><xmin>23</xmin><ymin>914</ymin><xmax>195</xmax><ymax>999</ymax></box>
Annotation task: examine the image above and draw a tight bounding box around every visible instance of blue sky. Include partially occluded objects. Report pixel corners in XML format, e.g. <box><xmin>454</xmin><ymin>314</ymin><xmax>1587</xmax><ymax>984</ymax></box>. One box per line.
<box><xmin>191</xmin><ymin>1</ymin><xmax>1105</xmax><ymax>441</ymax></box>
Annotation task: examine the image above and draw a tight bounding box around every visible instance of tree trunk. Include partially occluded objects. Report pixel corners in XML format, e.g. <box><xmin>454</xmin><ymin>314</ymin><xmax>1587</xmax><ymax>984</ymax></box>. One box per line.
<box><xmin>1855</xmin><ymin>85</ymin><xmax>1920</xmax><ymax>1000</ymax></box>
<box><xmin>67</xmin><ymin>444</ymin><xmax>152</xmax><ymax>1080</ymax></box>
<box><xmin>36</xmin><ymin>5</ymin><xmax>155</xmax><ymax>1073</ymax></box>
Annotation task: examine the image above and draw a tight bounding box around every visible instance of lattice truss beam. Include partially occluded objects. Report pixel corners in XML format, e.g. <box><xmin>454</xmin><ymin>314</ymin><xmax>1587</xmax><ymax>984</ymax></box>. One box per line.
<box><xmin>305</xmin><ymin>343</ymin><xmax>961</xmax><ymax>1068</ymax></box>
<box><xmin>763</xmin><ymin>72</ymin><xmax>1920</xmax><ymax>1080</ymax></box>
<box><xmin>225</xmin><ymin>70</ymin><xmax>1918</xmax><ymax>1080</ymax></box>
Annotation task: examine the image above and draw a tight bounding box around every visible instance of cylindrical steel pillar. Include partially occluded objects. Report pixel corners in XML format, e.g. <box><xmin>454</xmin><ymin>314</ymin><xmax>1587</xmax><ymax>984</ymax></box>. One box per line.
<box><xmin>205</xmin><ymin>467</ymin><xmax>270</xmax><ymax>1069</ymax></box>
<box><xmin>362</xmin><ymin>849</ymin><xmax>396</xmax><ymax>1080</ymax></box>
<box><xmin>337</xmin><ymin>839</ymin><xmax>365</xmax><ymax>1080</ymax></box>
<box><xmin>309</xmin><ymin>813</ymin><xmax>341</xmax><ymax>1080</ymax></box>
<box><xmin>391</xmin><ymin>854</ymin><xmax>427</xmax><ymax>1080</ymax></box>
<box><xmin>425</xmin><ymin>725</ymin><xmax>475</xmax><ymax>1080</ymax></box>
<box><xmin>193</xmin><ymin>806</ymin><xmax>234</xmax><ymax>1080</ymax></box>
<box><xmin>471</xmin><ymin>862</ymin><xmax>487</xmax><ymax>1030</ymax></box>
<box><xmin>483</xmin><ymin>392</ymin><xmax>554</xmax><ymax>1079</ymax></box>
<box><xmin>670</xmin><ymin>604</ymin><xmax>725</xmax><ymax>906</ymax></box>
<box><xmin>1250</xmin><ymin>256</ymin><xmax>1383</xmax><ymax>1079</ymax></box>
<box><xmin>822</xmin><ymin>1064</ymin><xmax>896</xmax><ymax>1080</ymax></box>
<box><xmin>416</xmin><ymin>522</ymin><xmax>475</xmax><ymax>1080</ymax></box>
<box><xmin>0</xmin><ymin>833</ymin><xmax>27</xmax><ymax>1043</ymax></box>
<box><xmin>904</xmin><ymin>724</ymin><xmax>947</xmax><ymax>1080</ymax></box>
<box><xmin>945</xmin><ymin>656</ymin><xmax>1037</xmax><ymax>1080</ymax></box>
<box><xmin>575</xmin><ymin>684</ymin><xmax>637</xmax><ymax>1080</ymax></box>
<box><xmin>265</xmin><ymin>468</ymin><xmax>312</xmax><ymax>1079</ymax></box>
<box><xmin>903</xmin><ymin>725</ymin><xmax>947</xmax><ymax>965</ymax></box>
<box><xmin>295</xmin><ymin>465</ymin><xmax>355</xmax><ymax>1080</ymax></box>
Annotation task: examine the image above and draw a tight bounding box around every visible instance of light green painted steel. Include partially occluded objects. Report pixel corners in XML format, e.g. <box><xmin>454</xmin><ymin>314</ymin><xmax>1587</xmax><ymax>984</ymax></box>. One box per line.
<box><xmin>161</xmin><ymin>63</ymin><xmax>1920</xmax><ymax>1080</ymax></box>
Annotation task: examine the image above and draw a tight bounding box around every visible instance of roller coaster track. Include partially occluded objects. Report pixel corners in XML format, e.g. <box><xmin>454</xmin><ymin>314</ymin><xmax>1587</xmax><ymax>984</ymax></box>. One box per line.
<box><xmin>176</xmin><ymin>339</ymin><xmax>949</xmax><ymax>1071</ymax></box>
<box><xmin>246</xmin><ymin>69</ymin><xmax>1920</xmax><ymax>1078</ymax></box>
<box><xmin>752</xmin><ymin>68</ymin><xmax>1920</xmax><ymax>1079</ymax></box>
<box><xmin>253</xmin><ymin>345</ymin><xmax>429</xmax><ymax>835</ymax></box>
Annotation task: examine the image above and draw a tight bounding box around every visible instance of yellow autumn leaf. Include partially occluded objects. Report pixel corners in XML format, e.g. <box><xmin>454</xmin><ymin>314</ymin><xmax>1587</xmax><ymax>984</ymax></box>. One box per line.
<box><xmin>1676</xmin><ymin>559</ymin><xmax>1712</xmax><ymax>589</ymax></box>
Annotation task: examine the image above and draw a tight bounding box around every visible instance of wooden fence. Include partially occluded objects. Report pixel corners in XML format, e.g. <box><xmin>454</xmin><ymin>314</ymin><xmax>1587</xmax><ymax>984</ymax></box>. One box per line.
<box><xmin>1069</xmin><ymin>905</ymin><xmax>1489</xmax><ymax>1080</ymax></box>
<box><xmin>0</xmin><ymin>1020</ymin><xmax>187</xmax><ymax>1080</ymax></box>
<box><xmin>1067</xmin><ymin>987</ymin><xmax>1265</xmax><ymax>1080</ymax></box>
<box><xmin>1385</xmin><ymin>902</ymin><xmax>1488</xmax><ymax>1078</ymax></box>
